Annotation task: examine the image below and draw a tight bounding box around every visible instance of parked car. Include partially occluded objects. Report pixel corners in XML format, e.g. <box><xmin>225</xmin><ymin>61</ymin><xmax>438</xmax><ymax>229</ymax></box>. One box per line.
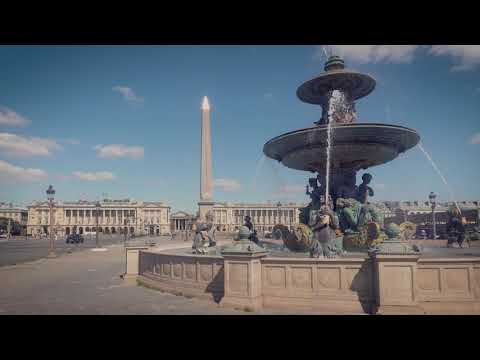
<box><xmin>66</xmin><ymin>234</ymin><xmax>84</xmax><ymax>244</ymax></box>
<box><xmin>264</xmin><ymin>231</ymin><xmax>272</xmax><ymax>239</ymax></box>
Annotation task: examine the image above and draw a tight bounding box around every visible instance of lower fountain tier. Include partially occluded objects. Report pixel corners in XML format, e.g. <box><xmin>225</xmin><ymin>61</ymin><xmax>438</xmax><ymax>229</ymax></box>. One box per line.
<box><xmin>263</xmin><ymin>123</ymin><xmax>420</xmax><ymax>173</ymax></box>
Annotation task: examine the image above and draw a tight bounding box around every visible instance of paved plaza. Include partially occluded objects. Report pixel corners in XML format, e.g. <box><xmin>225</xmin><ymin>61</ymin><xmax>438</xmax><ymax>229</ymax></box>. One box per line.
<box><xmin>0</xmin><ymin>236</ymin><xmax>315</xmax><ymax>315</ymax></box>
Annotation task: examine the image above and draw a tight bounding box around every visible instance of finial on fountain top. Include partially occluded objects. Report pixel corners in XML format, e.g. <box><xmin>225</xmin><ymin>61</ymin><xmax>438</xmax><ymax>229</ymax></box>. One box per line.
<box><xmin>202</xmin><ymin>96</ymin><xmax>210</xmax><ymax>111</ymax></box>
<box><xmin>324</xmin><ymin>55</ymin><xmax>345</xmax><ymax>72</ymax></box>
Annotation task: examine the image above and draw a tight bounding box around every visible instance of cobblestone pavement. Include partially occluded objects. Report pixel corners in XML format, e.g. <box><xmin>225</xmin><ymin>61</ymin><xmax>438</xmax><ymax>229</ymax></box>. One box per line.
<box><xmin>0</xmin><ymin>239</ymin><xmax>312</xmax><ymax>315</ymax></box>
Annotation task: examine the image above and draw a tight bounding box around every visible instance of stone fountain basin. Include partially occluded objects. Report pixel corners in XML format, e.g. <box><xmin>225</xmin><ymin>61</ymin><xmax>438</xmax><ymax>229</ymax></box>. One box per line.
<box><xmin>137</xmin><ymin>241</ymin><xmax>480</xmax><ymax>314</ymax></box>
<box><xmin>263</xmin><ymin>123</ymin><xmax>420</xmax><ymax>173</ymax></box>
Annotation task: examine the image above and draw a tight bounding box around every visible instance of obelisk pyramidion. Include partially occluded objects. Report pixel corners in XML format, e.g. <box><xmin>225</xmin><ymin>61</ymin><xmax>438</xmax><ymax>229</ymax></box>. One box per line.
<box><xmin>198</xmin><ymin>96</ymin><xmax>215</xmax><ymax>220</ymax></box>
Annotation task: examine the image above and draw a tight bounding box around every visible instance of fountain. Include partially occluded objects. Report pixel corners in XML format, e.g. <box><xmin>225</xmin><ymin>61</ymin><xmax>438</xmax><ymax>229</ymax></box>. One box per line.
<box><xmin>135</xmin><ymin>54</ymin><xmax>480</xmax><ymax>314</ymax></box>
<box><xmin>263</xmin><ymin>55</ymin><xmax>421</xmax><ymax>254</ymax></box>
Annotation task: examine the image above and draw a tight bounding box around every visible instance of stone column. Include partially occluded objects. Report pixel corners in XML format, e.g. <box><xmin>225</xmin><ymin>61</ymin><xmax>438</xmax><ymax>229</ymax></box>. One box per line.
<box><xmin>198</xmin><ymin>96</ymin><xmax>214</xmax><ymax>220</ymax></box>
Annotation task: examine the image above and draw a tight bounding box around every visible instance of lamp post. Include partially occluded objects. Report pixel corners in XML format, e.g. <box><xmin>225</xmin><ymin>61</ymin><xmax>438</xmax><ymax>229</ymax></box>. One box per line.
<box><xmin>7</xmin><ymin>218</ymin><xmax>11</xmax><ymax>240</ymax></box>
<box><xmin>276</xmin><ymin>201</ymin><xmax>282</xmax><ymax>225</ymax></box>
<box><xmin>429</xmin><ymin>192</ymin><xmax>437</xmax><ymax>240</ymax></box>
<box><xmin>124</xmin><ymin>217</ymin><xmax>129</xmax><ymax>246</ymax></box>
<box><xmin>46</xmin><ymin>185</ymin><xmax>56</xmax><ymax>257</ymax></box>
<box><xmin>95</xmin><ymin>200</ymin><xmax>101</xmax><ymax>248</ymax></box>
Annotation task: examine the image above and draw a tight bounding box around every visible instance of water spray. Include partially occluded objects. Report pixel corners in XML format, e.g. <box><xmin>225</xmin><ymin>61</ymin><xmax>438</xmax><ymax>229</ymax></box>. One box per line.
<box><xmin>418</xmin><ymin>143</ymin><xmax>462</xmax><ymax>214</ymax></box>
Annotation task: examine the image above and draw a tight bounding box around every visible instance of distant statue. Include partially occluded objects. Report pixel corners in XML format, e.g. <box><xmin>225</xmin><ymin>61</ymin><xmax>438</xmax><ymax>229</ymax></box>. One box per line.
<box><xmin>192</xmin><ymin>211</ymin><xmax>216</xmax><ymax>254</ymax></box>
<box><xmin>244</xmin><ymin>215</ymin><xmax>259</xmax><ymax>244</ymax></box>
<box><xmin>446</xmin><ymin>205</ymin><xmax>467</xmax><ymax>248</ymax></box>
<box><xmin>357</xmin><ymin>173</ymin><xmax>374</xmax><ymax>204</ymax></box>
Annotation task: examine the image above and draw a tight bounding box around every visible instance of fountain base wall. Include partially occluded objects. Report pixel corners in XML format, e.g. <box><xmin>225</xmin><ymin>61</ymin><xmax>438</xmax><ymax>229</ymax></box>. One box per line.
<box><xmin>137</xmin><ymin>248</ymin><xmax>480</xmax><ymax>314</ymax></box>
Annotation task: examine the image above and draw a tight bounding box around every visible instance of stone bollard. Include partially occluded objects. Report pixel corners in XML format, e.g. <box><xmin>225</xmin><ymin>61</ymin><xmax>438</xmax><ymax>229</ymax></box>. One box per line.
<box><xmin>124</xmin><ymin>246</ymin><xmax>149</xmax><ymax>279</ymax></box>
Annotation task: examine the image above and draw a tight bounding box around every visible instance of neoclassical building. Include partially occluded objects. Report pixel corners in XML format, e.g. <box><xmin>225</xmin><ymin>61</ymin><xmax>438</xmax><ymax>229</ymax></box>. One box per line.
<box><xmin>170</xmin><ymin>211</ymin><xmax>196</xmax><ymax>232</ymax></box>
<box><xmin>27</xmin><ymin>199</ymin><xmax>171</xmax><ymax>237</ymax></box>
<box><xmin>206</xmin><ymin>202</ymin><xmax>306</xmax><ymax>233</ymax></box>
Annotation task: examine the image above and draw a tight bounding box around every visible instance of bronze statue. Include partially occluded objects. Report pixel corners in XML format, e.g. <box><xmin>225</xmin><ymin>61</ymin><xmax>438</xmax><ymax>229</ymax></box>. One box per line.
<box><xmin>357</xmin><ymin>173</ymin><xmax>374</xmax><ymax>204</ymax></box>
<box><xmin>306</xmin><ymin>177</ymin><xmax>323</xmax><ymax>209</ymax></box>
<box><xmin>244</xmin><ymin>215</ymin><xmax>259</xmax><ymax>244</ymax></box>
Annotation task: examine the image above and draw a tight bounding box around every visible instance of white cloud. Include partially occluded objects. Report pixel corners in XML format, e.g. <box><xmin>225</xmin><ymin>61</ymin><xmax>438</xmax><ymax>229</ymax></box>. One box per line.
<box><xmin>56</xmin><ymin>174</ymin><xmax>72</xmax><ymax>181</ymax></box>
<box><xmin>0</xmin><ymin>160</ymin><xmax>48</xmax><ymax>183</ymax></box>
<box><xmin>72</xmin><ymin>171</ymin><xmax>116</xmax><ymax>181</ymax></box>
<box><xmin>264</xmin><ymin>92</ymin><xmax>274</xmax><ymax>99</ymax></box>
<box><xmin>0</xmin><ymin>107</ymin><xmax>30</xmax><ymax>127</ymax></box>
<box><xmin>112</xmin><ymin>86</ymin><xmax>144</xmax><ymax>103</ymax></box>
<box><xmin>470</xmin><ymin>133</ymin><xmax>480</xmax><ymax>145</ymax></box>
<box><xmin>61</xmin><ymin>138</ymin><xmax>80</xmax><ymax>145</ymax></box>
<box><xmin>94</xmin><ymin>144</ymin><xmax>144</xmax><ymax>159</ymax></box>
<box><xmin>213</xmin><ymin>178</ymin><xmax>242</xmax><ymax>192</ymax></box>
<box><xmin>272</xmin><ymin>184</ymin><xmax>305</xmax><ymax>197</ymax></box>
<box><xmin>429</xmin><ymin>45</ymin><xmax>480</xmax><ymax>71</ymax></box>
<box><xmin>316</xmin><ymin>45</ymin><xmax>420</xmax><ymax>64</ymax></box>
<box><xmin>0</xmin><ymin>132</ymin><xmax>61</xmax><ymax>157</ymax></box>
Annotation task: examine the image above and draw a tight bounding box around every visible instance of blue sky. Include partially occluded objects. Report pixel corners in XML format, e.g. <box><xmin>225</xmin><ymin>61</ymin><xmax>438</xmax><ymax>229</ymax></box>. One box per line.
<box><xmin>0</xmin><ymin>45</ymin><xmax>479</xmax><ymax>213</ymax></box>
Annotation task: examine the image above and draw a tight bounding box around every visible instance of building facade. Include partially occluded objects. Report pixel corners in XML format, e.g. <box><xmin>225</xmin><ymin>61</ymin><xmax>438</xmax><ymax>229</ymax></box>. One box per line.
<box><xmin>0</xmin><ymin>203</ymin><xmax>28</xmax><ymax>226</ymax></box>
<box><xmin>206</xmin><ymin>202</ymin><xmax>306</xmax><ymax>233</ymax></box>
<box><xmin>171</xmin><ymin>211</ymin><xmax>196</xmax><ymax>232</ymax></box>
<box><xmin>27</xmin><ymin>199</ymin><xmax>171</xmax><ymax>237</ymax></box>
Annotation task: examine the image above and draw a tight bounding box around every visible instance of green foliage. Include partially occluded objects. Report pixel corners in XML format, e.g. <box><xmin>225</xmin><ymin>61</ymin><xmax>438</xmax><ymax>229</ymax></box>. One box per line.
<box><xmin>0</xmin><ymin>217</ymin><xmax>23</xmax><ymax>235</ymax></box>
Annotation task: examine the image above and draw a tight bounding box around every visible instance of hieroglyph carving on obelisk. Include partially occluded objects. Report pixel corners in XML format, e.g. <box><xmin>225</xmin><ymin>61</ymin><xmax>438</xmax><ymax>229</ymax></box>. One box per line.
<box><xmin>200</xmin><ymin>96</ymin><xmax>213</xmax><ymax>201</ymax></box>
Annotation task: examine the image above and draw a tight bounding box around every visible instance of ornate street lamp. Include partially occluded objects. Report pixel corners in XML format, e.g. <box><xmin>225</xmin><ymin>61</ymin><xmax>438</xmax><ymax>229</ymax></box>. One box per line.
<box><xmin>429</xmin><ymin>192</ymin><xmax>437</xmax><ymax>240</ymax></box>
<box><xmin>46</xmin><ymin>185</ymin><xmax>56</xmax><ymax>257</ymax></box>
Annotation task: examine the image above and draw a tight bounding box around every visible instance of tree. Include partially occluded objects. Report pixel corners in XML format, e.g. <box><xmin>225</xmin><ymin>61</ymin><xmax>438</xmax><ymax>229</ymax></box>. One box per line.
<box><xmin>0</xmin><ymin>217</ymin><xmax>23</xmax><ymax>235</ymax></box>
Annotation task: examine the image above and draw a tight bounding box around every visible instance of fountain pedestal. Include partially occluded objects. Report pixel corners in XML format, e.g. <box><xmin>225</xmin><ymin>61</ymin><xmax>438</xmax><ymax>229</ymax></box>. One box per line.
<box><xmin>371</xmin><ymin>253</ymin><xmax>424</xmax><ymax>314</ymax></box>
<box><xmin>221</xmin><ymin>227</ymin><xmax>268</xmax><ymax>311</ymax></box>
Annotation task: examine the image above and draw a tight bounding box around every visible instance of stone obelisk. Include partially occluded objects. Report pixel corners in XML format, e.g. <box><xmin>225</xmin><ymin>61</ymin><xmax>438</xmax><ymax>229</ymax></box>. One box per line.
<box><xmin>198</xmin><ymin>96</ymin><xmax>214</xmax><ymax>221</ymax></box>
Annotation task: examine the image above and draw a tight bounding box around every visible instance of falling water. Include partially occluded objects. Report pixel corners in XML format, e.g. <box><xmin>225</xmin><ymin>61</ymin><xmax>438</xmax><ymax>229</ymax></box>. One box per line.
<box><xmin>418</xmin><ymin>143</ymin><xmax>461</xmax><ymax>213</ymax></box>
<box><xmin>266</xmin><ymin>158</ymin><xmax>287</xmax><ymax>198</ymax></box>
<box><xmin>324</xmin><ymin>90</ymin><xmax>344</xmax><ymax>205</ymax></box>
<box><xmin>325</xmin><ymin>118</ymin><xmax>333</xmax><ymax>203</ymax></box>
<box><xmin>322</xmin><ymin>45</ymin><xmax>329</xmax><ymax>59</ymax></box>
<box><xmin>253</xmin><ymin>155</ymin><xmax>267</xmax><ymax>191</ymax></box>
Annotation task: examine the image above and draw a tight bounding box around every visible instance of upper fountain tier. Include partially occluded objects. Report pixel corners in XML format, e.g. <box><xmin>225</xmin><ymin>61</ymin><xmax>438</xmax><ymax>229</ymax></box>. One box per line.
<box><xmin>297</xmin><ymin>55</ymin><xmax>376</xmax><ymax>125</ymax></box>
<box><xmin>263</xmin><ymin>55</ymin><xmax>420</xmax><ymax>175</ymax></box>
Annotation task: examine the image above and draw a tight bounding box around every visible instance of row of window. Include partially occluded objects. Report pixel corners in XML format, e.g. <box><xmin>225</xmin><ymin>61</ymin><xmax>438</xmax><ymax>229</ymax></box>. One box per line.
<box><xmin>233</xmin><ymin>216</ymin><xmax>294</xmax><ymax>224</ymax></box>
<box><xmin>64</xmin><ymin>209</ymin><xmax>136</xmax><ymax>217</ymax></box>
<box><xmin>232</xmin><ymin>209</ymin><xmax>295</xmax><ymax>217</ymax></box>
<box><xmin>0</xmin><ymin>212</ymin><xmax>27</xmax><ymax>219</ymax></box>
